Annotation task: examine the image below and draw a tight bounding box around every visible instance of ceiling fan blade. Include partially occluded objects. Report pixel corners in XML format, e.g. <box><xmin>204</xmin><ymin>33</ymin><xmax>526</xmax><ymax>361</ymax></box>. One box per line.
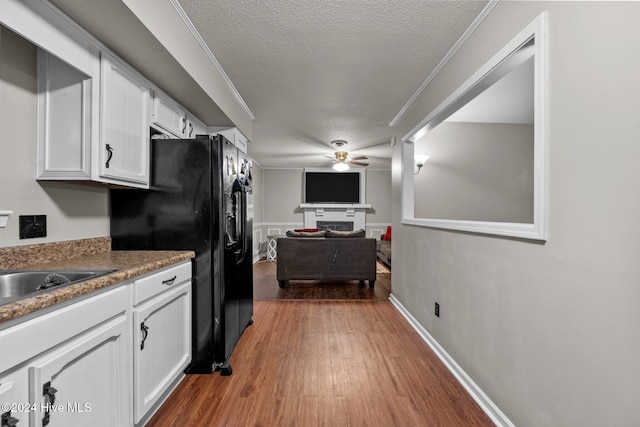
<box><xmin>349</xmin><ymin>155</ymin><xmax>368</xmax><ymax>161</ymax></box>
<box><xmin>323</xmin><ymin>155</ymin><xmax>336</xmax><ymax>160</ymax></box>
<box><xmin>348</xmin><ymin>161</ymin><xmax>369</xmax><ymax>167</ymax></box>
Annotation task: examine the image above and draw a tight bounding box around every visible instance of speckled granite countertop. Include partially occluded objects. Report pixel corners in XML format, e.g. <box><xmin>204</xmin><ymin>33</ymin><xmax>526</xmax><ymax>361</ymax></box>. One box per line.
<box><xmin>0</xmin><ymin>237</ymin><xmax>194</xmax><ymax>324</ymax></box>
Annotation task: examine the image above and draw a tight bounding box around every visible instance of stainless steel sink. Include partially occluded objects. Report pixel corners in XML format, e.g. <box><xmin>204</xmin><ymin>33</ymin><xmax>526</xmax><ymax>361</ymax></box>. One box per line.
<box><xmin>0</xmin><ymin>270</ymin><xmax>116</xmax><ymax>304</ymax></box>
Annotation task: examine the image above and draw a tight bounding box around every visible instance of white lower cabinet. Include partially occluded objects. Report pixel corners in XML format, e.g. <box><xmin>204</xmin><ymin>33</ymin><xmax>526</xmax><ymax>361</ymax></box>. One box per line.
<box><xmin>0</xmin><ymin>367</ymin><xmax>29</xmax><ymax>427</ymax></box>
<box><xmin>132</xmin><ymin>262</ymin><xmax>192</xmax><ymax>425</ymax></box>
<box><xmin>28</xmin><ymin>314</ymin><xmax>130</xmax><ymax>427</ymax></box>
<box><xmin>0</xmin><ymin>285</ymin><xmax>131</xmax><ymax>427</ymax></box>
<box><xmin>0</xmin><ymin>260</ymin><xmax>192</xmax><ymax>427</ymax></box>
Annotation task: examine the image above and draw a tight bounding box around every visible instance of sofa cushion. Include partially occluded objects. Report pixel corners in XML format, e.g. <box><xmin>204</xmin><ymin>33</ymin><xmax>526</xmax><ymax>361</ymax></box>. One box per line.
<box><xmin>286</xmin><ymin>230</ymin><xmax>326</xmax><ymax>238</ymax></box>
<box><xmin>377</xmin><ymin>240</ymin><xmax>391</xmax><ymax>251</ymax></box>
<box><xmin>325</xmin><ymin>228</ymin><xmax>366</xmax><ymax>238</ymax></box>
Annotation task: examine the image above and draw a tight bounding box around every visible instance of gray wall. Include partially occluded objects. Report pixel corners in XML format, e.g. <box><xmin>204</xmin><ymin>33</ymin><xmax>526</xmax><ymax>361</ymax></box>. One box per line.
<box><xmin>392</xmin><ymin>2</ymin><xmax>640</xmax><ymax>426</ymax></box>
<box><xmin>251</xmin><ymin>161</ymin><xmax>263</xmax><ymax>225</ymax></box>
<box><xmin>262</xmin><ymin>168</ymin><xmax>304</xmax><ymax>224</ymax></box>
<box><xmin>365</xmin><ymin>168</ymin><xmax>392</xmax><ymax>237</ymax></box>
<box><xmin>249</xmin><ymin>160</ymin><xmax>264</xmax><ymax>259</ymax></box>
<box><xmin>415</xmin><ymin>121</ymin><xmax>533</xmax><ymax>222</ymax></box>
<box><xmin>0</xmin><ymin>26</ymin><xmax>109</xmax><ymax>248</ymax></box>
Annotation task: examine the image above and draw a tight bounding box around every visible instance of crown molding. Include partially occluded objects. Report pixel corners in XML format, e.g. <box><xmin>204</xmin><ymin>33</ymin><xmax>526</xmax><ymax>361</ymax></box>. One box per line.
<box><xmin>169</xmin><ymin>0</ymin><xmax>255</xmax><ymax>120</ymax></box>
<box><xmin>388</xmin><ymin>0</ymin><xmax>499</xmax><ymax>127</ymax></box>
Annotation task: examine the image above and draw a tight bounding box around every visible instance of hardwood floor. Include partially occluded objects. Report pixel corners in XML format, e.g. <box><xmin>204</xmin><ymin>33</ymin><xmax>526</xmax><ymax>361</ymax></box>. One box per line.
<box><xmin>252</xmin><ymin>259</ymin><xmax>391</xmax><ymax>301</ymax></box>
<box><xmin>147</xmin><ymin>263</ymin><xmax>493</xmax><ymax>426</ymax></box>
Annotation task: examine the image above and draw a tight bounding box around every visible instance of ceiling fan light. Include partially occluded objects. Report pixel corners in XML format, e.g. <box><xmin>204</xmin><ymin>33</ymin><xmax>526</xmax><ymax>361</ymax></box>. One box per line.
<box><xmin>333</xmin><ymin>162</ymin><xmax>350</xmax><ymax>171</ymax></box>
<box><xmin>335</xmin><ymin>151</ymin><xmax>348</xmax><ymax>162</ymax></box>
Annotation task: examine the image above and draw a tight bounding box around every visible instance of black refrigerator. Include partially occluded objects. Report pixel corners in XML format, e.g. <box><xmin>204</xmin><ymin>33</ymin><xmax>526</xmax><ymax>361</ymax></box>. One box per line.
<box><xmin>110</xmin><ymin>134</ymin><xmax>253</xmax><ymax>375</ymax></box>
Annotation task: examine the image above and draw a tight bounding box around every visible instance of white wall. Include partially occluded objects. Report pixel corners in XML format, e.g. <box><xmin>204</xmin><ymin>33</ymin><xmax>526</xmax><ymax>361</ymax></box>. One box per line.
<box><xmin>0</xmin><ymin>26</ymin><xmax>109</xmax><ymax>248</ymax></box>
<box><xmin>392</xmin><ymin>2</ymin><xmax>640</xmax><ymax>426</ymax></box>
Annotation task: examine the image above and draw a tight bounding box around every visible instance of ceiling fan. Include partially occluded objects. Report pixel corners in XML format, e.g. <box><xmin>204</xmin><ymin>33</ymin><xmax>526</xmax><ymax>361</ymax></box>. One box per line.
<box><xmin>323</xmin><ymin>140</ymin><xmax>369</xmax><ymax>171</ymax></box>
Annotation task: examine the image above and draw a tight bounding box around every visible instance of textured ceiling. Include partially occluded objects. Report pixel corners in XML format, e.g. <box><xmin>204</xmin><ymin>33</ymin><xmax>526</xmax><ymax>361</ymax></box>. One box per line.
<box><xmin>177</xmin><ymin>0</ymin><xmax>489</xmax><ymax>169</ymax></box>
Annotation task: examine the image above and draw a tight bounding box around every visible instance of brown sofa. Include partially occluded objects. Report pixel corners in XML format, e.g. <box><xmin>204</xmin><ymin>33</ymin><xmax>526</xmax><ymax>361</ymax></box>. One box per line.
<box><xmin>276</xmin><ymin>234</ymin><xmax>377</xmax><ymax>288</ymax></box>
<box><xmin>376</xmin><ymin>240</ymin><xmax>391</xmax><ymax>267</ymax></box>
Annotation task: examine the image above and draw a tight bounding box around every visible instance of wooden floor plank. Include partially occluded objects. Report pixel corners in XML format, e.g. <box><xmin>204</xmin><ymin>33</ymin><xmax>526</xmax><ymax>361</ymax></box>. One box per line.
<box><xmin>147</xmin><ymin>300</ymin><xmax>493</xmax><ymax>426</ymax></box>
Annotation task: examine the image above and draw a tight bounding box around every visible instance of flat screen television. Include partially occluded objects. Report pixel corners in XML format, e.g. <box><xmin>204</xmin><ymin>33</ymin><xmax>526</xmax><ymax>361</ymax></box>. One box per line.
<box><xmin>304</xmin><ymin>171</ymin><xmax>360</xmax><ymax>203</ymax></box>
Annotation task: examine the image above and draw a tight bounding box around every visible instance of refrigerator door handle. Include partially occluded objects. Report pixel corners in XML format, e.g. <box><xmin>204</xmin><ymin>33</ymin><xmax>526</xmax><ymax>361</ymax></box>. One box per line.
<box><xmin>225</xmin><ymin>206</ymin><xmax>238</xmax><ymax>248</ymax></box>
<box><xmin>242</xmin><ymin>190</ymin><xmax>249</xmax><ymax>260</ymax></box>
<box><xmin>235</xmin><ymin>188</ymin><xmax>248</xmax><ymax>264</ymax></box>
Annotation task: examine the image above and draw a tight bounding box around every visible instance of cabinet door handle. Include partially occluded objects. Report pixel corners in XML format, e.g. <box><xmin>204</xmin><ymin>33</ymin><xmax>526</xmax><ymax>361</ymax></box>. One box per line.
<box><xmin>162</xmin><ymin>276</ymin><xmax>177</xmax><ymax>285</ymax></box>
<box><xmin>43</xmin><ymin>381</ymin><xmax>57</xmax><ymax>405</ymax></box>
<box><xmin>1</xmin><ymin>411</ymin><xmax>19</xmax><ymax>427</ymax></box>
<box><xmin>189</xmin><ymin>122</ymin><xmax>194</xmax><ymax>137</ymax></box>
<box><xmin>105</xmin><ymin>144</ymin><xmax>114</xmax><ymax>168</ymax></box>
<box><xmin>182</xmin><ymin>117</ymin><xmax>187</xmax><ymax>134</ymax></box>
<box><xmin>42</xmin><ymin>381</ymin><xmax>58</xmax><ymax>426</ymax></box>
<box><xmin>140</xmin><ymin>322</ymin><xmax>149</xmax><ymax>350</ymax></box>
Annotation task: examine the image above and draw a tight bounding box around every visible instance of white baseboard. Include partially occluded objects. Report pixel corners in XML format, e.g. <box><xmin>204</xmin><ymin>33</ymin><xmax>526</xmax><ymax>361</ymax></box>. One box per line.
<box><xmin>388</xmin><ymin>294</ymin><xmax>514</xmax><ymax>427</ymax></box>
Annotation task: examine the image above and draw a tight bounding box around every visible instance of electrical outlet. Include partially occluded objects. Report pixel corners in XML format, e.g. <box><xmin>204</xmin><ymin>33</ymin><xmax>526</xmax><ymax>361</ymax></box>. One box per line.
<box><xmin>19</xmin><ymin>215</ymin><xmax>47</xmax><ymax>239</ymax></box>
<box><xmin>435</xmin><ymin>302</ymin><xmax>440</xmax><ymax>318</ymax></box>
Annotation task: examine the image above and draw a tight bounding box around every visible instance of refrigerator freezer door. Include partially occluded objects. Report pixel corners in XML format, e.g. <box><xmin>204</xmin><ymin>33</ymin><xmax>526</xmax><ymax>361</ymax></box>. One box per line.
<box><xmin>111</xmin><ymin>137</ymin><xmax>219</xmax><ymax>374</ymax></box>
<box><xmin>111</xmin><ymin>135</ymin><xmax>252</xmax><ymax>376</ymax></box>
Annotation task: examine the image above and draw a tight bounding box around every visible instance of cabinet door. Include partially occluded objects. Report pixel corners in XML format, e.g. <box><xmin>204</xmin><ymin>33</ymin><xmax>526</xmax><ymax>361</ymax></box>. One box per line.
<box><xmin>212</xmin><ymin>127</ymin><xmax>249</xmax><ymax>152</ymax></box>
<box><xmin>0</xmin><ymin>367</ymin><xmax>29</xmax><ymax>427</ymax></box>
<box><xmin>37</xmin><ymin>50</ymin><xmax>95</xmax><ymax>180</ymax></box>
<box><xmin>28</xmin><ymin>313</ymin><xmax>130</xmax><ymax>427</ymax></box>
<box><xmin>99</xmin><ymin>51</ymin><xmax>150</xmax><ymax>187</ymax></box>
<box><xmin>133</xmin><ymin>281</ymin><xmax>191</xmax><ymax>423</ymax></box>
<box><xmin>152</xmin><ymin>92</ymin><xmax>186</xmax><ymax>138</ymax></box>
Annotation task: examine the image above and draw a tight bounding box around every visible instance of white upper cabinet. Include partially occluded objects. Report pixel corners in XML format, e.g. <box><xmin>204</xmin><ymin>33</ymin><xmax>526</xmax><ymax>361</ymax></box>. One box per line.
<box><xmin>37</xmin><ymin>48</ymin><xmax>151</xmax><ymax>188</ymax></box>
<box><xmin>7</xmin><ymin>0</ymin><xmax>216</xmax><ymax>188</ymax></box>
<box><xmin>209</xmin><ymin>126</ymin><xmax>249</xmax><ymax>152</ymax></box>
<box><xmin>152</xmin><ymin>91</ymin><xmax>208</xmax><ymax>139</ymax></box>
<box><xmin>152</xmin><ymin>91</ymin><xmax>187</xmax><ymax>138</ymax></box>
<box><xmin>37</xmin><ymin>49</ymin><xmax>98</xmax><ymax>180</ymax></box>
<box><xmin>99</xmin><ymin>51</ymin><xmax>150</xmax><ymax>188</ymax></box>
